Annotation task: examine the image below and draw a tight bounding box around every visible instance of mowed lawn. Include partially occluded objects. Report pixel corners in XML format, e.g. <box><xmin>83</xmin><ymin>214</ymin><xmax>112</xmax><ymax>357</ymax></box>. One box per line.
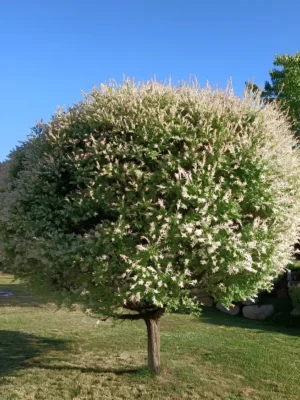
<box><xmin>0</xmin><ymin>274</ymin><xmax>300</xmax><ymax>400</ymax></box>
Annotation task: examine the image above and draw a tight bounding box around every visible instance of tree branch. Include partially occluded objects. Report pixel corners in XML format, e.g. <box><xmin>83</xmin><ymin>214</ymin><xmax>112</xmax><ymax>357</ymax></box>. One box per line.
<box><xmin>118</xmin><ymin>307</ymin><xmax>165</xmax><ymax>321</ymax></box>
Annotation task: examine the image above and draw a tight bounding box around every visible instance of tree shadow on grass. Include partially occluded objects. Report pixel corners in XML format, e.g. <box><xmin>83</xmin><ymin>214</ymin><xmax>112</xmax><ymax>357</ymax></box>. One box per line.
<box><xmin>0</xmin><ymin>279</ymin><xmax>53</xmax><ymax>308</ymax></box>
<box><xmin>200</xmin><ymin>295</ymin><xmax>300</xmax><ymax>337</ymax></box>
<box><xmin>0</xmin><ymin>330</ymin><xmax>68</xmax><ymax>377</ymax></box>
<box><xmin>0</xmin><ymin>330</ymin><xmax>146</xmax><ymax>378</ymax></box>
<box><xmin>0</xmin><ymin>277</ymin><xmax>50</xmax><ymax>308</ymax></box>
<box><xmin>0</xmin><ymin>295</ymin><xmax>49</xmax><ymax>308</ymax></box>
<box><xmin>27</xmin><ymin>363</ymin><xmax>148</xmax><ymax>376</ymax></box>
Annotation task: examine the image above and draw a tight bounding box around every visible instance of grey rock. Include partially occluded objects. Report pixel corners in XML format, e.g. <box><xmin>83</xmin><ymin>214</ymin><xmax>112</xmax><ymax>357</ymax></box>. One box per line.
<box><xmin>190</xmin><ymin>288</ymin><xmax>208</xmax><ymax>296</ymax></box>
<box><xmin>291</xmin><ymin>308</ymin><xmax>300</xmax><ymax>317</ymax></box>
<box><xmin>243</xmin><ymin>305</ymin><xmax>274</xmax><ymax>321</ymax></box>
<box><xmin>191</xmin><ymin>288</ymin><xmax>214</xmax><ymax>307</ymax></box>
<box><xmin>198</xmin><ymin>295</ymin><xmax>214</xmax><ymax>307</ymax></box>
<box><xmin>216</xmin><ymin>302</ymin><xmax>240</xmax><ymax>316</ymax></box>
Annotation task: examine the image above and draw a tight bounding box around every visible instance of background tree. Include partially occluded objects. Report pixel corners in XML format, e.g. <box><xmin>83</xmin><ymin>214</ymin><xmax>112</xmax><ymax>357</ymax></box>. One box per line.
<box><xmin>261</xmin><ymin>53</ymin><xmax>300</xmax><ymax>256</ymax></box>
<box><xmin>0</xmin><ymin>160</ymin><xmax>9</xmax><ymax>269</ymax></box>
<box><xmin>1</xmin><ymin>80</ymin><xmax>299</xmax><ymax>375</ymax></box>
<box><xmin>0</xmin><ymin>123</ymin><xmax>44</xmax><ymax>269</ymax></box>
<box><xmin>245</xmin><ymin>82</ymin><xmax>260</xmax><ymax>94</ymax></box>
<box><xmin>0</xmin><ymin>161</ymin><xmax>9</xmax><ymax>189</ymax></box>
<box><xmin>262</xmin><ymin>52</ymin><xmax>300</xmax><ymax>140</ymax></box>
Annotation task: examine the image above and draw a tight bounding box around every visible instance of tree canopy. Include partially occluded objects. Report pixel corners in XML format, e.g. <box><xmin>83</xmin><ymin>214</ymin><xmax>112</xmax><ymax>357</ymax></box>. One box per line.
<box><xmin>1</xmin><ymin>80</ymin><xmax>299</xmax><ymax>374</ymax></box>
<box><xmin>262</xmin><ymin>52</ymin><xmax>300</xmax><ymax>139</ymax></box>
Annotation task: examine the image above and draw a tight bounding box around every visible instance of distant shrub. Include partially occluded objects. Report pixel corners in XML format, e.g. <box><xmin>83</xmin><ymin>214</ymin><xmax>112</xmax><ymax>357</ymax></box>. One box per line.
<box><xmin>290</xmin><ymin>287</ymin><xmax>300</xmax><ymax>310</ymax></box>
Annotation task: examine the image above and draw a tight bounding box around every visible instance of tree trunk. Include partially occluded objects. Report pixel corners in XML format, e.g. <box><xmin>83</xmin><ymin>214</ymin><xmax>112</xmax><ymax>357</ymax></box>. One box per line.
<box><xmin>144</xmin><ymin>316</ymin><xmax>161</xmax><ymax>376</ymax></box>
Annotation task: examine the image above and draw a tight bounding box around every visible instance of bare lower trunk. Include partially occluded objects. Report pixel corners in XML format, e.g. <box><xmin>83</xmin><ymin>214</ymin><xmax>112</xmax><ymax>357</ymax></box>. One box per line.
<box><xmin>144</xmin><ymin>317</ymin><xmax>160</xmax><ymax>375</ymax></box>
<box><xmin>120</xmin><ymin>306</ymin><xmax>164</xmax><ymax>376</ymax></box>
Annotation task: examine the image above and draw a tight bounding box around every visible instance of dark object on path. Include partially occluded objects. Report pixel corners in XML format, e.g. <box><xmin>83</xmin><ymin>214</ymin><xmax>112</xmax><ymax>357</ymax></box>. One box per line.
<box><xmin>0</xmin><ymin>291</ymin><xmax>13</xmax><ymax>297</ymax></box>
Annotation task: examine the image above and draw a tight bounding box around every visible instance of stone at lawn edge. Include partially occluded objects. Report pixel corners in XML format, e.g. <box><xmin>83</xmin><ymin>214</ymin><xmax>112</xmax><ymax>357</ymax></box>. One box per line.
<box><xmin>291</xmin><ymin>308</ymin><xmax>300</xmax><ymax>317</ymax></box>
<box><xmin>216</xmin><ymin>302</ymin><xmax>240</xmax><ymax>316</ymax></box>
<box><xmin>243</xmin><ymin>305</ymin><xmax>274</xmax><ymax>321</ymax></box>
<box><xmin>198</xmin><ymin>295</ymin><xmax>214</xmax><ymax>307</ymax></box>
<box><xmin>191</xmin><ymin>288</ymin><xmax>214</xmax><ymax>307</ymax></box>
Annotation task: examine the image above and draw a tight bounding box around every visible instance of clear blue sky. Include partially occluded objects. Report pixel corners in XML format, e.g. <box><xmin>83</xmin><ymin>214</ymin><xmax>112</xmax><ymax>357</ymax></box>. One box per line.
<box><xmin>1</xmin><ymin>0</ymin><xmax>299</xmax><ymax>161</ymax></box>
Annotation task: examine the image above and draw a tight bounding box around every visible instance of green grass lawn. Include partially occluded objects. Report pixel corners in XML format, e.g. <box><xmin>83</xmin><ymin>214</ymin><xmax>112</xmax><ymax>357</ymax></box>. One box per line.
<box><xmin>1</xmin><ymin>274</ymin><xmax>300</xmax><ymax>400</ymax></box>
